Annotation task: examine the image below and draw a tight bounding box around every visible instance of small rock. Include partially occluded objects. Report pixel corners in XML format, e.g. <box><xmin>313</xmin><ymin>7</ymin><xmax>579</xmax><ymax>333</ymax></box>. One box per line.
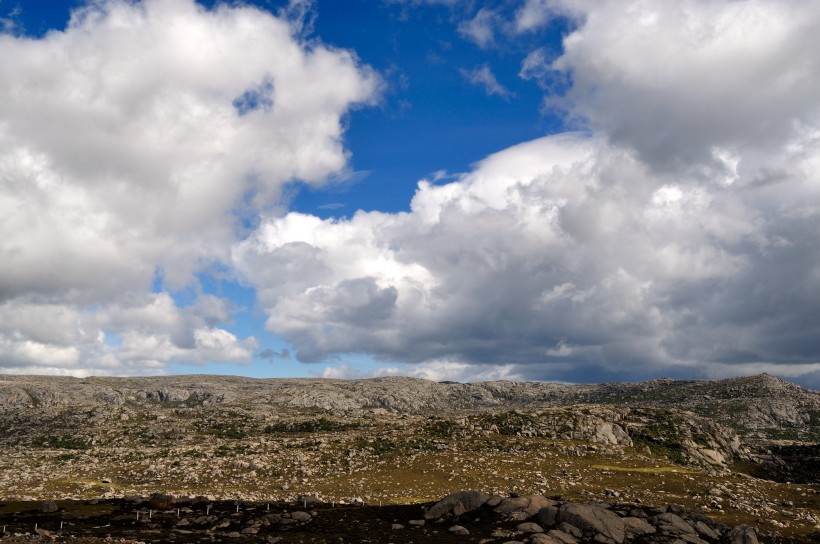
<box><xmin>449</xmin><ymin>525</ymin><xmax>470</xmax><ymax>535</ymax></box>
<box><xmin>291</xmin><ymin>511</ymin><xmax>311</xmax><ymax>522</ymax></box>
<box><xmin>517</xmin><ymin>522</ymin><xmax>545</xmax><ymax>533</ymax></box>
<box><xmin>39</xmin><ymin>499</ymin><xmax>59</xmax><ymax>513</ymax></box>
<box><xmin>296</xmin><ymin>494</ymin><xmax>323</xmax><ymax>507</ymax></box>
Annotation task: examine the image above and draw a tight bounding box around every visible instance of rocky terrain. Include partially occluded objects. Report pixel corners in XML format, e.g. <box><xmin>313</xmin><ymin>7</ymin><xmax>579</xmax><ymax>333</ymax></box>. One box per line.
<box><xmin>0</xmin><ymin>490</ymin><xmax>785</xmax><ymax>543</ymax></box>
<box><xmin>0</xmin><ymin>373</ymin><xmax>818</xmax><ymax>542</ymax></box>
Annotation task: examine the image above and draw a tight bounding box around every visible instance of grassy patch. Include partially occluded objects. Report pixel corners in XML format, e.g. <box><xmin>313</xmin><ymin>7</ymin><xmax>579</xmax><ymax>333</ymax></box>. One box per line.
<box><xmin>592</xmin><ymin>464</ymin><xmax>698</xmax><ymax>474</ymax></box>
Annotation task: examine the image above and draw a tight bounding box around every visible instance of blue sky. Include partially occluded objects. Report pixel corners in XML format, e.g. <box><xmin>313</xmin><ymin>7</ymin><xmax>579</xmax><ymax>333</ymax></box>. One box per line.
<box><xmin>1</xmin><ymin>0</ymin><xmax>819</xmax><ymax>388</ymax></box>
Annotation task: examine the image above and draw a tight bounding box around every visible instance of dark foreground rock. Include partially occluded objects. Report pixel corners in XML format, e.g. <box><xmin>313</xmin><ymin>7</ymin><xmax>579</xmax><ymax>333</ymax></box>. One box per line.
<box><xmin>0</xmin><ymin>492</ymin><xmax>811</xmax><ymax>543</ymax></box>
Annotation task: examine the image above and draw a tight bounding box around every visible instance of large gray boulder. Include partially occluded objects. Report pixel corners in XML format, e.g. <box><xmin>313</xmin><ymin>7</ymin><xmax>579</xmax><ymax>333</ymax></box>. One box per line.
<box><xmin>556</xmin><ymin>503</ymin><xmax>625</xmax><ymax>544</ymax></box>
<box><xmin>425</xmin><ymin>490</ymin><xmax>490</xmax><ymax>519</ymax></box>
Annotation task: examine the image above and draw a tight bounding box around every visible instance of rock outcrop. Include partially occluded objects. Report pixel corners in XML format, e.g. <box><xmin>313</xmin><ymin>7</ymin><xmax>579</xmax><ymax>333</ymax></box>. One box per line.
<box><xmin>424</xmin><ymin>491</ymin><xmax>759</xmax><ymax>544</ymax></box>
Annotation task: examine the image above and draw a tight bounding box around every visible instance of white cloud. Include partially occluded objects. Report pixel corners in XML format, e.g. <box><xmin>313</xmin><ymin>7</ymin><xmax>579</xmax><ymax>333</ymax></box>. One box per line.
<box><xmin>0</xmin><ymin>0</ymin><xmax>379</xmax><ymax>375</ymax></box>
<box><xmin>457</xmin><ymin>8</ymin><xmax>500</xmax><ymax>48</ymax></box>
<box><xmin>235</xmin><ymin>126</ymin><xmax>820</xmax><ymax>382</ymax></box>
<box><xmin>518</xmin><ymin>0</ymin><xmax>820</xmax><ymax>177</ymax></box>
<box><xmin>460</xmin><ymin>65</ymin><xmax>514</xmax><ymax>99</ymax></box>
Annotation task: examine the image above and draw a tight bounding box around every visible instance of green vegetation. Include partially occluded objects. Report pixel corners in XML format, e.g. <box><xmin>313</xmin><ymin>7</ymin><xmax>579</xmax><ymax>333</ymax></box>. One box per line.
<box><xmin>264</xmin><ymin>418</ymin><xmax>360</xmax><ymax>434</ymax></box>
<box><xmin>632</xmin><ymin>436</ymin><xmax>687</xmax><ymax>465</ymax></box>
<box><xmin>475</xmin><ymin>412</ymin><xmax>538</xmax><ymax>435</ymax></box>
<box><xmin>33</xmin><ymin>434</ymin><xmax>91</xmax><ymax>450</ymax></box>
<box><xmin>355</xmin><ymin>436</ymin><xmax>397</xmax><ymax>456</ymax></box>
<box><xmin>425</xmin><ymin>418</ymin><xmax>458</xmax><ymax>438</ymax></box>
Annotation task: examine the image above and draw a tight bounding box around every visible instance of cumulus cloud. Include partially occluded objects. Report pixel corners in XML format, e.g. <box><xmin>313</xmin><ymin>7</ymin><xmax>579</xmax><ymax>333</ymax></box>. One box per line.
<box><xmin>0</xmin><ymin>0</ymin><xmax>379</xmax><ymax>375</ymax></box>
<box><xmin>518</xmin><ymin>0</ymin><xmax>820</xmax><ymax>177</ymax></box>
<box><xmin>460</xmin><ymin>65</ymin><xmax>514</xmax><ymax>99</ymax></box>
<box><xmin>235</xmin><ymin>126</ymin><xmax>820</xmax><ymax>382</ymax></box>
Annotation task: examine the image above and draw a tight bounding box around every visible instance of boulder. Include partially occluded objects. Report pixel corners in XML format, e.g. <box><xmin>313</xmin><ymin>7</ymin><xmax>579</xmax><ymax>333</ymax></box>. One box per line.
<box><xmin>296</xmin><ymin>494</ymin><xmax>322</xmax><ymax>507</ymax></box>
<box><xmin>39</xmin><ymin>499</ymin><xmax>59</xmax><ymax>513</ymax></box>
<box><xmin>557</xmin><ymin>504</ymin><xmax>625</xmax><ymax>544</ymax></box>
<box><xmin>537</xmin><ymin>505</ymin><xmax>559</xmax><ymax>527</ymax></box>
<box><xmin>622</xmin><ymin>517</ymin><xmax>655</xmax><ymax>536</ymax></box>
<box><xmin>730</xmin><ymin>525</ymin><xmax>759</xmax><ymax>544</ymax></box>
<box><xmin>652</xmin><ymin>512</ymin><xmax>697</xmax><ymax>535</ymax></box>
<box><xmin>425</xmin><ymin>490</ymin><xmax>490</xmax><ymax>519</ymax></box>
<box><xmin>449</xmin><ymin>525</ymin><xmax>470</xmax><ymax>535</ymax></box>
<box><xmin>547</xmin><ymin>529</ymin><xmax>579</xmax><ymax>544</ymax></box>
<box><xmin>291</xmin><ymin>511</ymin><xmax>311</xmax><ymax>522</ymax></box>
<box><xmin>494</xmin><ymin>496</ymin><xmax>531</xmax><ymax>514</ymax></box>
<box><xmin>495</xmin><ymin>495</ymin><xmax>557</xmax><ymax>517</ymax></box>
<box><xmin>516</xmin><ymin>521</ymin><xmax>544</xmax><ymax>533</ymax></box>
<box><xmin>693</xmin><ymin>520</ymin><xmax>720</xmax><ymax>539</ymax></box>
<box><xmin>557</xmin><ymin>524</ymin><xmax>583</xmax><ymax>538</ymax></box>
<box><xmin>526</xmin><ymin>495</ymin><xmax>558</xmax><ymax>516</ymax></box>
<box><xmin>531</xmin><ymin>535</ymin><xmax>563</xmax><ymax>544</ymax></box>
<box><xmin>148</xmin><ymin>493</ymin><xmax>176</xmax><ymax>509</ymax></box>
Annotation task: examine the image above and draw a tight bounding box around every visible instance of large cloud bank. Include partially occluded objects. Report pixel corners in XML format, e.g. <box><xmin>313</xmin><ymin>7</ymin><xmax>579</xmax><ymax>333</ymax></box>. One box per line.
<box><xmin>0</xmin><ymin>0</ymin><xmax>378</xmax><ymax>375</ymax></box>
<box><xmin>235</xmin><ymin>0</ymin><xmax>820</xmax><ymax>384</ymax></box>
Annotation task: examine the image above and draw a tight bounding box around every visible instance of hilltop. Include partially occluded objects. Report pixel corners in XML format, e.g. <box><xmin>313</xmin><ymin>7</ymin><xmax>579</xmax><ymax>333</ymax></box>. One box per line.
<box><xmin>1</xmin><ymin>372</ymin><xmax>817</xmax><ymax>442</ymax></box>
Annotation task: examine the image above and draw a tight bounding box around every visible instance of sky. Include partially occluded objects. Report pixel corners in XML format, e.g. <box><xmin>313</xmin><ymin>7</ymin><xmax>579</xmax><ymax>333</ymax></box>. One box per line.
<box><xmin>0</xmin><ymin>0</ymin><xmax>819</xmax><ymax>388</ymax></box>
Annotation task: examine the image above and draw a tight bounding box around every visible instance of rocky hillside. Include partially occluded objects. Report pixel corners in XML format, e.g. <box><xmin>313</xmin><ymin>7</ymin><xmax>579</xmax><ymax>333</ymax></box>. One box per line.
<box><xmin>1</xmin><ymin>374</ymin><xmax>819</xmax><ymax>541</ymax></box>
<box><xmin>1</xmin><ymin>373</ymin><xmax>817</xmax><ymax>443</ymax></box>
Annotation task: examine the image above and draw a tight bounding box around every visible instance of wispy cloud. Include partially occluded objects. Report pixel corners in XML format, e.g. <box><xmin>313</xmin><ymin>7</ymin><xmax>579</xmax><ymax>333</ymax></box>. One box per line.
<box><xmin>460</xmin><ymin>65</ymin><xmax>514</xmax><ymax>99</ymax></box>
<box><xmin>259</xmin><ymin>348</ymin><xmax>292</xmax><ymax>362</ymax></box>
<box><xmin>457</xmin><ymin>8</ymin><xmax>499</xmax><ymax>49</ymax></box>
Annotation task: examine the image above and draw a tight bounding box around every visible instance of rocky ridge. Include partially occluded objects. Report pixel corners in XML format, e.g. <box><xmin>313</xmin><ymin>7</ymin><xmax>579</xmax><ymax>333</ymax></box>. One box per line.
<box><xmin>0</xmin><ymin>373</ymin><xmax>817</xmax><ymax>441</ymax></box>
